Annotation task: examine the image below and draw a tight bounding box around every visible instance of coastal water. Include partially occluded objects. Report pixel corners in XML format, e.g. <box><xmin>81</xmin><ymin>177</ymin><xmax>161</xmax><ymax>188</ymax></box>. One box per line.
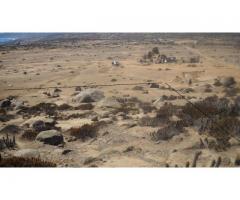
<box><xmin>0</xmin><ymin>37</ymin><xmax>16</xmax><ymax>44</ymax></box>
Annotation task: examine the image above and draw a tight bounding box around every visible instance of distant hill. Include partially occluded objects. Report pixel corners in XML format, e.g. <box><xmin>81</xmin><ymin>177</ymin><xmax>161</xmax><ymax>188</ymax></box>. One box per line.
<box><xmin>1</xmin><ymin>33</ymin><xmax>240</xmax><ymax>46</ymax></box>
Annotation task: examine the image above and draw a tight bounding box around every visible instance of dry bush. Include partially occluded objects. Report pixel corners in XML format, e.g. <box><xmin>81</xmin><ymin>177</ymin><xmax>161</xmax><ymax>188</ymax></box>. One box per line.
<box><xmin>190</xmin><ymin>57</ymin><xmax>200</xmax><ymax>63</ymax></box>
<box><xmin>139</xmin><ymin>103</ymin><xmax>179</xmax><ymax>127</ymax></box>
<box><xmin>69</xmin><ymin>123</ymin><xmax>101</xmax><ymax>141</ymax></box>
<box><xmin>147</xmin><ymin>51</ymin><xmax>153</xmax><ymax>59</ymax></box>
<box><xmin>58</xmin><ymin>103</ymin><xmax>73</xmax><ymax>111</ymax></box>
<box><xmin>138</xmin><ymin>102</ymin><xmax>156</xmax><ymax>114</ymax></box>
<box><xmin>142</xmin><ymin>95</ymin><xmax>240</xmax><ymax>150</ymax></box>
<box><xmin>152</xmin><ymin>47</ymin><xmax>159</xmax><ymax>54</ymax></box>
<box><xmin>178</xmin><ymin>96</ymin><xmax>231</xmax><ymax>123</ymax></box>
<box><xmin>21</xmin><ymin>129</ymin><xmax>38</xmax><ymax>140</ymax></box>
<box><xmin>139</xmin><ymin>116</ymin><xmax>169</xmax><ymax>127</ymax></box>
<box><xmin>75</xmin><ymin>103</ymin><xmax>94</xmax><ymax>110</ymax></box>
<box><xmin>224</xmin><ymin>87</ymin><xmax>240</xmax><ymax>97</ymax></box>
<box><xmin>156</xmin><ymin>103</ymin><xmax>179</xmax><ymax>118</ymax></box>
<box><xmin>0</xmin><ymin>155</ymin><xmax>56</xmax><ymax>167</ymax></box>
<box><xmin>18</xmin><ymin>103</ymin><xmax>58</xmax><ymax>116</ymax></box>
<box><xmin>150</xmin><ymin>121</ymin><xmax>185</xmax><ymax>141</ymax></box>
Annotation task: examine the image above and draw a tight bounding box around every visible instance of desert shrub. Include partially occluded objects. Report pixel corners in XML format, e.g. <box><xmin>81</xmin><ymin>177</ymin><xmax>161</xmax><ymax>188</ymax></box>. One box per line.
<box><xmin>152</xmin><ymin>47</ymin><xmax>159</xmax><ymax>54</ymax></box>
<box><xmin>0</xmin><ymin>124</ymin><xmax>21</xmax><ymax>134</ymax></box>
<box><xmin>0</xmin><ymin>134</ymin><xmax>16</xmax><ymax>150</ymax></box>
<box><xmin>139</xmin><ymin>116</ymin><xmax>169</xmax><ymax>127</ymax></box>
<box><xmin>156</xmin><ymin>103</ymin><xmax>179</xmax><ymax>119</ymax></box>
<box><xmin>21</xmin><ymin>129</ymin><xmax>38</xmax><ymax>140</ymax></box>
<box><xmin>76</xmin><ymin>103</ymin><xmax>94</xmax><ymax>110</ymax></box>
<box><xmin>190</xmin><ymin>57</ymin><xmax>200</xmax><ymax>63</ymax></box>
<box><xmin>150</xmin><ymin>121</ymin><xmax>185</xmax><ymax>141</ymax></box>
<box><xmin>138</xmin><ymin>102</ymin><xmax>156</xmax><ymax>114</ymax></box>
<box><xmin>113</xmin><ymin>97</ymin><xmax>141</xmax><ymax>114</ymax></box>
<box><xmin>69</xmin><ymin>123</ymin><xmax>101</xmax><ymax>141</ymax></box>
<box><xmin>18</xmin><ymin>103</ymin><xmax>58</xmax><ymax>116</ymax></box>
<box><xmin>224</xmin><ymin>87</ymin><xmax>240</xmax><ymax>97</ymax></box>
<box><xmin>147</xmin><ymin>51</ymin><xmax>153</xmax><ymax>59</ymax></box>
<box><xmin>139</xmin><ymin>103</ymin><xmax>179</xmax><ymax>127</ymax></box>
<box><xmin>58</xmin><ymin>103</ymin><xmax>73</xmax><ymax>111</ymax></box>
<box><xmin>178</xmin><ymin>96</ymin><xmax>231</xmax><ymax>123</ymax></box>
<box><xmin>0</xmin><ymin>155</ymin><xmax>56</xmax><ymax>167</ymax></box>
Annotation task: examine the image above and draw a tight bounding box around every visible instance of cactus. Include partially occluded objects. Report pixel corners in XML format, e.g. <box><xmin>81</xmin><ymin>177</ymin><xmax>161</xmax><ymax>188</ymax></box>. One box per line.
<box><xmin>210</xmin><ymin>159</ymin><xmax>216</xmax><ymax>167</ymax></box>
<box><xmin>215</xmin><ymin>156</ymin><xmax>222</xmax><ymax>167</ymax></box>
<box><xmin>0</xmin><ymin>134</ymin><xmax>16</xmax><ymax>150</ymax></box>
<box><xmin>191</xmin><ymin>151</ymin><xmax>202</xmax><ymax>167</ymax></box>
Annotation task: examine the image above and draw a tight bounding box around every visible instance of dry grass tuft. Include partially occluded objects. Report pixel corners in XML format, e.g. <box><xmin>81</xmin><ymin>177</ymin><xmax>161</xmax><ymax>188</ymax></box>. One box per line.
<box><xmin>0</xmin><ymin>154</ymin><xmax>56</xmax><ymax>167</ymax></box>
<box><xmin>69</xmin><ymin>123</ymin><xmax>102</xmax><ymax>141</ymax></box>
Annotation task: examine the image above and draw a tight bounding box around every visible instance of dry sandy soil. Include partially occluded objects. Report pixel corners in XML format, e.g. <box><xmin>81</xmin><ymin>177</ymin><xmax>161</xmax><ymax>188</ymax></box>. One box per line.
<box><xmin>0</xmin><ymin>34</ymin><xmax>240</xmax><ymax>167</ymax></box>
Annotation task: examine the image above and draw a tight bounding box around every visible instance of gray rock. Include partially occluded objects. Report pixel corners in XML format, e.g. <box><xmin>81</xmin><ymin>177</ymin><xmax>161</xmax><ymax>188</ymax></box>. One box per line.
<box><xmin>73</xmin><ymin>89</ymin><xmax>104</xmax><ymax>103</ymax></box>
<box><xmin>62</xmin><ymin>149</ymin><xmax>72</xmax><ymax>155</ymax></box>
<box><xmin>36</xmin><ymin>130</ymin><xmax>63</xmax><ymax>145</ymax></box>
<box><xmin>220</xmin><ymin>76</ymin><xmax>236</xmax><ymax>87</ymax></box>
<box><xmin>24</xmin><ymin>117</ymin><xmax>56</xmax><ymax>132</ymax></box>
<box><xmin>149</xmin><ymin>83</ymin><xmax>159</xmax><ymax>88</ymax></box>
<box><xmin>32</xmin><ymin>119</ymin><xmax>55</xmax><ymax>132</ymax></box>
<box><xmin>0</xmin><ymin>99</ymin><xmax>11</xmax><ymax>108</ymax></box>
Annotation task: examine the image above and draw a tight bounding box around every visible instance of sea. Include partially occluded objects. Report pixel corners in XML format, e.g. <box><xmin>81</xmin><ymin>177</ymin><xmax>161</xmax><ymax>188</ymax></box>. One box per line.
<box><xmin>0</xmin><ymin>37</ymin><xmax>16</xmax><ymax>44</ymax></box>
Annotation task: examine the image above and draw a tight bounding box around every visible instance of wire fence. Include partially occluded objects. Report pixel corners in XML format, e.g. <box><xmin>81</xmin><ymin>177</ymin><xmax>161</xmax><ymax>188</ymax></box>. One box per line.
<box><xmin>3</xmin><ymin>80</ymin><xmax>234</xmax><ymax>139</ymax></box>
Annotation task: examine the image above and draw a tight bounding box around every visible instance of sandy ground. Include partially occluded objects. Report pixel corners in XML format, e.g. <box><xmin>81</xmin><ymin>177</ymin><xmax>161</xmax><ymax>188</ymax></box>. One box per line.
<box><xmin>0</xmin><ymin>36</ymin><xmax>240</xmax><ymax>167</ymax></box>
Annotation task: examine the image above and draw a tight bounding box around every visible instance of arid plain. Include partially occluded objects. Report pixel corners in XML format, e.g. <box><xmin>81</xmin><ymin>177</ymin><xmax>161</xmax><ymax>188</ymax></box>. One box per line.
<box><xmin>1</xmin><ymin>33</ymin><xmax>240</xmax><ymax>167</ymax></box>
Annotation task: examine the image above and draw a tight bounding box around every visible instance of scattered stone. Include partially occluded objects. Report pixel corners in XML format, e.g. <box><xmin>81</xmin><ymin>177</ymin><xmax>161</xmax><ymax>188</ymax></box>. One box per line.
<box><xmin>123</xmin><ymin>146</ymin><xmax>135</xmax><ymax>152</ymax></box>
<box><xmin>62</xmin><ymin>149</ymin><xmax>72</xmax><ymax>155</ymax></box>
<box><xmin>220</xmin><ymin>76</ymin><xmax>236</xmax><ymax>87</ymax></box>
<box><xmin>99</xmin><ymin>118</ymin><xmax>113</xmax><ymax>124</ymax></box>
<box><xmin>0</xmin><ymin>98</ymin><xmax>11</xmax><ymax>108</ymax></box>
<box><xmin>149</xmin><ymin>83</ymin><xmax>159</xmax><ymax>88</ymax></box>
<box><xmin>90</xmin><ymin>115</ymin><xmax>98</xmax><ymax>122</ymax></box>
<box><xmin>24</xmin><ymin>117</ymin><xmax>56</xmax><ymax>133</ymax></box>
<box><xmin>213</xmin><ymin>79</ymin><xmax>222</xmax><ymax>86</ymax></box>
<box><xmin>36</xmin><ymin>130</ymin><xmax>63</xmax><ymax>145</ymax></box>
<box><xmin>75</xmin><ymin>86</ymin><xmax>82</xmax><ymax>91</ymax></box>
<box><xmin>73</xmin><ymin>89</ymin><xmax>104</xmax><ymax>103</ymax></box>
<box><xmin>112</xmin><ymin>60</ymin><xmax>120</xmax><ymax>67</ymax></box>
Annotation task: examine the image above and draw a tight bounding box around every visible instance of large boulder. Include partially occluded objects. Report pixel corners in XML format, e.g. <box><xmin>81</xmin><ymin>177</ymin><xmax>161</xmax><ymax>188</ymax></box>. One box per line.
<box><xmin>0</xmin><ymin>97</ymin><xmax>24</xmax><ymax>109</ymax></box>
<box><xmin>0</xmin><ymin>99</ymin><xmax>11</xmax><ymax>108</ymax></box>
<box><xmin>220</xmin><ymin>76</ymin><xmax>236</xmax><ymax>87</ymax></box>
<box><xmin>73</xmin><ymin>89</ymin><xmax>104</xmax><ymax>103</ymax></box>
<box><xmin>36</xmin><ymin>130</ymin><xmax>63</xmax><ymax>145</ymax></box>
<box><xmin>22</xmin><ymin>117</ymin><xmax>56</xmax><ymax>132</ymax></box>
